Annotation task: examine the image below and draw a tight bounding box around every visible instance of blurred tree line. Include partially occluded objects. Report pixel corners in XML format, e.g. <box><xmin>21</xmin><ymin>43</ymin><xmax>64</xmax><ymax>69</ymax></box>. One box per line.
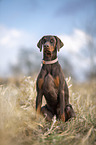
<box><xmin>10</xmin><ymin>41</ymin><xmax>96</xmax><ymax>81</ymax></box>
<box><xmin>10</xmin><ymin>48</ymin><xmax>74</xmax><ymax>78</ymax></box>
<box><xmin>10</xmin><ymin>49</ymin><xmax>41</xmax><ymax>77</ymax></box>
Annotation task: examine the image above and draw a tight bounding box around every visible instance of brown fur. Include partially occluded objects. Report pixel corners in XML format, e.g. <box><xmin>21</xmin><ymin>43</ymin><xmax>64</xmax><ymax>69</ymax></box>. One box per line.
<box><xmin>36</xmin><ymin>35</ymin><xmax>75</xmax><ymax>122</ymax></box>
<box><xmin>38</xmin><ymin>78</ymin><xmax>44</xmax><ymax>89</ymax></box>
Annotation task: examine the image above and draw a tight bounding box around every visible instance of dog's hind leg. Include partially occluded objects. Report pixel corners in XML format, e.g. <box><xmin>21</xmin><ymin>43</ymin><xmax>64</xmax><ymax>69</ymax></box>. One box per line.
<box><xmin>65</xmin><ymin>104</ymin><xmax>76</xmax><ymax>121</ymax></box>
<box><xmin>41</xmin><ymin>105</ymin><xmax>54</xmax><ymax>121</ymax></box>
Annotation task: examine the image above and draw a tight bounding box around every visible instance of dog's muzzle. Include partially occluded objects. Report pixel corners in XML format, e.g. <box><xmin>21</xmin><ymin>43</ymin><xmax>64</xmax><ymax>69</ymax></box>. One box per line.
<box><xmin>44</xmin><ymin>44</ymin><xmax>49</xmax><ymax>49</ymax></box>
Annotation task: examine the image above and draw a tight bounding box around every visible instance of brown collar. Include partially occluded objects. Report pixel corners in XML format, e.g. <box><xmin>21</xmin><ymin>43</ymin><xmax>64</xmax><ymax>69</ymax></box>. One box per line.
<box><xmin>42</xmin><ymin>58</ymin><xmax>58</xmax><ymax>65</ymax></box>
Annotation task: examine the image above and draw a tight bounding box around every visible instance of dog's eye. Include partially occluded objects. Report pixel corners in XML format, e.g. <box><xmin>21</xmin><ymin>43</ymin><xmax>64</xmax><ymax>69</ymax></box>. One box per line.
<box><xmin>50</xmin><ymin>39</ymin><xmax>54</xmax><ymax>43</ymax></box>
<box><xmin>43</xmin><ymin>39</ymin><xmax>46</xmax><ymax>44</ymax></box>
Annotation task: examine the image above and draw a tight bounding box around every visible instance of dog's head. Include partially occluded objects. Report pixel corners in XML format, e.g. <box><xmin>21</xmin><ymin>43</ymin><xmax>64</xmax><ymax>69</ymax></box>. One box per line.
<box><xmin>37</xmin><ymin>35</ymin><xmax>64</xmax><ymax>60</ymax></box>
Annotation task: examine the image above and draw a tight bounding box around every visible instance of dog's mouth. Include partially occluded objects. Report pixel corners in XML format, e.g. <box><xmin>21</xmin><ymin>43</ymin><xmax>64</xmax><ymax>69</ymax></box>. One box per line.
<box><xmin>44</xmin><ymin>50</ymin><xmax>52</xmax><ymax>57</ymax></box>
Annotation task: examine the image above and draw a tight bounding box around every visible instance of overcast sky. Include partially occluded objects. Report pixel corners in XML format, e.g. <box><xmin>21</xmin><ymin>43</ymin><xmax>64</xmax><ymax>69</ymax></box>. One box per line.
<box><xmin>0</xmin><ymin>0</ymin><xmax>96</xmax><ymax>80</ymax></box>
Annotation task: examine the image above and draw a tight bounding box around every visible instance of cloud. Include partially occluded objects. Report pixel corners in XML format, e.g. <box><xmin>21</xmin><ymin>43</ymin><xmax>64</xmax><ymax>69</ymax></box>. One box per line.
<box><xmin>58</xmin><ymin>29</ymin><xmax>95</xmax><ymax>81</ymax></box>
<box><xmin>0</xmin><ymin>25</ymin><xmax>37</xmax><ymax>75</ymax></box>
<box><xmin>59</xmin><ymin>29</ymin><xmax>90</xmax><ymax>54</ymax></box>
<box><xmin>0</xmin><ymin>25</ymin><xmax>36</xmax><ymax>50</ymax></box>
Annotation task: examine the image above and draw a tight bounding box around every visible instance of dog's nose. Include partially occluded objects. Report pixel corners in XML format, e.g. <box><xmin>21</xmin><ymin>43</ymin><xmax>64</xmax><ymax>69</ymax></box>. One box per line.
<box><xmin>44</xmin><ymin>44</ymin><xmax>49</xmax><ymax>49</ymax></box>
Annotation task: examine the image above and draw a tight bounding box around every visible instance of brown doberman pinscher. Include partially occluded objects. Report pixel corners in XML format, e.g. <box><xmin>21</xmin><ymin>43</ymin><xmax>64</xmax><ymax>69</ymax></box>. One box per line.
<box><xmin>36</xmin><ymin>35</ymin><xmax>75</xmax><ymax>122</ymax></box>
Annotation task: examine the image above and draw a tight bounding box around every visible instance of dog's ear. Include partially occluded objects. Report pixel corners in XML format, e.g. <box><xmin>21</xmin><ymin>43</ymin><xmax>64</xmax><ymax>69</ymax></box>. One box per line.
<box><xmin>55</xmin><ymin>36</ymin><xmax>64</xmax><ymax>51</ymax></box>
<box><xmin>37</xmin><ymin>37</ymin><xmax>43</xmax><ymax>52</ymax></box>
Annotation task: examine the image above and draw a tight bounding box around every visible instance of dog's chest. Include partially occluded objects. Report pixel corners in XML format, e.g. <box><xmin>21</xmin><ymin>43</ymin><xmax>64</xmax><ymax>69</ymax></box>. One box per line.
<box><xmin>43</xmin><ymin>63</ymin><xmax>59</xmax><ymax>76</ymax></box>
<box><xmin>42</xmin><ymin>64</ymin><xmax>60</xmax><ymax>91</ymax></box>
<box><xmin>43</xmin><ymin>73</ymin><xmax>59</xmax><ymax>106</ymax></box>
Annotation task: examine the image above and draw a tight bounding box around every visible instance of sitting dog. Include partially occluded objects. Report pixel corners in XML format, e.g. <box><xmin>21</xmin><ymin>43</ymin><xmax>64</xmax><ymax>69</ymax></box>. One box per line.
<box><xmin>36</xmin><ymin>35</ymin><xmax>75</xmax><ymax>122</ymax></box>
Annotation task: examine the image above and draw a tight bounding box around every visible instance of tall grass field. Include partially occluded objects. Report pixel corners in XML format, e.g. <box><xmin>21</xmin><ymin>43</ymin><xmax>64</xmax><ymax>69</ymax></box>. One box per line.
<box><xmin>0</xmin><ymin>76</ymin><xmax>96</xmax><ymax>145</ymax></box>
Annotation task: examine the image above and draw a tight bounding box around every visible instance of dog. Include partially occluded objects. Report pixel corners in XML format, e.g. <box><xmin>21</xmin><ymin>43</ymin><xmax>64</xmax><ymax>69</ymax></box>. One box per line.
<box><xmin>36</xmin><ymin>35</ymin><xmax>75</xmax><ymax>122</ymax></box>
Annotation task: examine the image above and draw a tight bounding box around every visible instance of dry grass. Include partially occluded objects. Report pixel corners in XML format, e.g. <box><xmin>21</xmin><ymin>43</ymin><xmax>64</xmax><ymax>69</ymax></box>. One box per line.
<box><xmin>0</xmin><ymin>76</ymin><xmax>96</xmax><ymax>145</ymax></box>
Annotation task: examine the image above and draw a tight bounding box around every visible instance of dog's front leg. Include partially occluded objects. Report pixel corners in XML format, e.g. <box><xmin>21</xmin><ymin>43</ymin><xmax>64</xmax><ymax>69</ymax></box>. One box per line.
<box><xmin>60</xmin><ymin>85</ymin><xmax>66</xmax><ymax>122</ymax></box>
<box><xmin>36</xmin><ymin>77</ymin><xmax>44</xmax><ymax>114</ymax></box>
<box><xmin>36</xmin><ymin>90</ymin><xmax>43</xmax><ymax>114</ymax></box>
<box><xmin>36</xmin><ymin>68</ymin><xmax>47</xmax><ymax>114</ymax></box>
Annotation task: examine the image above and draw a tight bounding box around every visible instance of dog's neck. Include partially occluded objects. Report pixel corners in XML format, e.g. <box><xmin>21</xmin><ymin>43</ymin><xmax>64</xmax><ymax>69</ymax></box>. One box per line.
<box><xmin>42</xmin><ymin>52</ymin><xmax>58</xmax><ymax>65</ymax></box>
<box><xmin>42</xmin><ymin>46</ymin><xmax>58</xmax><ymax>64</ymax></box>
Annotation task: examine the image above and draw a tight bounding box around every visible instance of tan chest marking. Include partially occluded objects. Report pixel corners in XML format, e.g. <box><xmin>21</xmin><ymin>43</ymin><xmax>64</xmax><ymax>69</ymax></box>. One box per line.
<box><xmin>54</xmin><ymin>76</ymin><xmax>59</xmax><ymax>87</ymax></box>
<box><xmin>38</xmin><ymin>78</ymin><xmax>44</xmax><ymax>89</ymax></box>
